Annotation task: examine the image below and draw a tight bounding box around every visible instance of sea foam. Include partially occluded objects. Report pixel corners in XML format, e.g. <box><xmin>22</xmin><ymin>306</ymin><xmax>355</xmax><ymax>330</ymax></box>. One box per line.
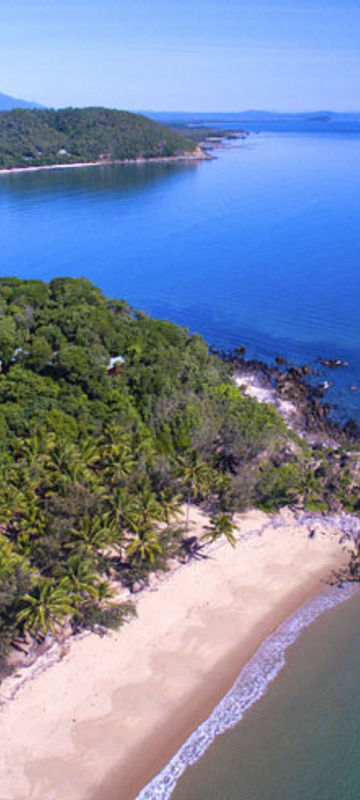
<box><xmin>135</xmin><ymin>582</ymin><xmax>359</xmax><ymax>800</ymax></box>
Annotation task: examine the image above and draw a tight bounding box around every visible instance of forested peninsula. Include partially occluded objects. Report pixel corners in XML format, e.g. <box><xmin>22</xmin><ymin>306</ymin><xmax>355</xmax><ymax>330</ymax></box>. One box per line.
<box><xmin>0</xmin><ymin>107</ymin><xmax>198</xmax><ymax>169</ymax></box>
<box><xmin>0</xmin><ymin>277</ymin><xmax>360</xmax><ymax>676</ymax></box>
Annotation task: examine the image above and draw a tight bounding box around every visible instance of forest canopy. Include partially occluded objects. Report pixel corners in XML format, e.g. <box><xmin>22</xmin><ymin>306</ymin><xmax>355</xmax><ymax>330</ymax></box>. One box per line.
<box><xmin>0</xmin><ymin>107</ymin><xmax>197</xmax><ymax>168</ymax></box>
<box><xmin>0</xmin><ymin>277</ymin><xmax>357</xmax><ymax>672</ymax></box>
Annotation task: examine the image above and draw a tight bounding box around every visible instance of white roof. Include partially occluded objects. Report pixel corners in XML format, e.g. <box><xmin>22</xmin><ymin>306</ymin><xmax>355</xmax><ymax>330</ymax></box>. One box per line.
<box><xmin>108</xmin><ymin>355</ymin><xmax>125</xmax><ymax>368</ymax></box>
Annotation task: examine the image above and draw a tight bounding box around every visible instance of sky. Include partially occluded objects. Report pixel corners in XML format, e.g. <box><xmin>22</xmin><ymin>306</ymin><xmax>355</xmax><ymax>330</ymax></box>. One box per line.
<box><xmin>1</xmin><ymin>0</ymin><xmax>360</xmax><ymax>112</ymax></box>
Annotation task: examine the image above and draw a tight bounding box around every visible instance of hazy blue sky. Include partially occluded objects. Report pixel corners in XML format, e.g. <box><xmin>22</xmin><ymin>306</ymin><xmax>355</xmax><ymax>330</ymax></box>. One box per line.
<box><xmin>1</xmin><ymin>0</ymin><xmax>359</xmax><ymax>111</ymax></box>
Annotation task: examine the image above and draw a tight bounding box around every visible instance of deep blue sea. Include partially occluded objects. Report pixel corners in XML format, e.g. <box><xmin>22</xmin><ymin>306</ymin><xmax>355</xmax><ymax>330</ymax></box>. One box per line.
<box><xmin>2</xmin><ymin>123</ymin><xmax>360</xmax><ymax>800</ymax></box>
<box><xmin>1</xmin><ymin>129</ymin><xmax>360</xmax><ymax>422</ymax></box>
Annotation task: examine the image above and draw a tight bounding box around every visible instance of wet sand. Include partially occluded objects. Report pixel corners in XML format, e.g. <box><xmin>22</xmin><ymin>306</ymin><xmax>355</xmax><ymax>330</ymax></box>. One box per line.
<box><xmin>0</xmin><ymin>507</ymin><xmax>348</xmax><ymax>800</ymax></box>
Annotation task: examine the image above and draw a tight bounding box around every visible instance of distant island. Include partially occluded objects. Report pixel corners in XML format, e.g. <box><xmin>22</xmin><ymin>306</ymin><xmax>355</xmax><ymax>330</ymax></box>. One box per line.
<box><xmin>0</xmin><ymin>107</ymin><xmax>200</xmax><ymax>170</ymax></box>
<box><xmin>0</xmin><ymin>90</ymin><xmax>43</xmax><ymax>111</ymax></box>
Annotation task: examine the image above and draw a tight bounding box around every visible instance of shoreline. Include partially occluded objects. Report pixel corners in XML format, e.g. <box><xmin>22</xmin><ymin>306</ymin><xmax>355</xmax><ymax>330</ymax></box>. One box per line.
<box><xmin>0</xmin><ymin>147</ymin><xmax>210</xmax><ymax>176</ymax></box>
<box><xmin>0</xmin><ymin>506</ymin><xmax>350</xmax><ymax>800</ymax></box>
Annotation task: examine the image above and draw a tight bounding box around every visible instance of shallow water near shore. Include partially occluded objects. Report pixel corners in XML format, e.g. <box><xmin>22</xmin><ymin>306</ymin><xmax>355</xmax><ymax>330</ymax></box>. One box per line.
<box><xmin>138</xmin><ymin>586</ymin><xmax>360</xmax><ymax>800</ymax></box>
<box><xmin>1</xmin><ymin>131</ymin><xmax>360</xmax><ymax>422</ymax></box>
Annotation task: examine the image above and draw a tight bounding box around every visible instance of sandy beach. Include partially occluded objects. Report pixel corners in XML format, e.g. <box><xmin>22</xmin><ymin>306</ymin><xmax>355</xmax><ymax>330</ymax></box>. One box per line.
<box><xmin>0</xmin><ymin>147</ymin><xmax>208</xmax><ymax>177</ymax></box>
<box><xmin>0</xmin><ymin>506</ymin><xmax>348</xmax><ymax>800</ymax></box>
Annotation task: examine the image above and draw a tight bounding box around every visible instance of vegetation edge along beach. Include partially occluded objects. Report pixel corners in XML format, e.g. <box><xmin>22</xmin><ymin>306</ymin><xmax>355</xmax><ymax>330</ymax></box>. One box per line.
<box><xmin>0</xmin><ymin>107</ymin><xmax>207</xmax><ymax>171</ymax></box>
<box><xmin>1</xmin><ymin>277</ymin><xmax>360</xmax><ymax>799</ymax></box>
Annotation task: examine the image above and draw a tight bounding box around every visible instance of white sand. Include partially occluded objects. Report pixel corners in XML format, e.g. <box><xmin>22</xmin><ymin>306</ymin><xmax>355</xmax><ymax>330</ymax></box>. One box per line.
<box><xmin>0</xmin><ymin>507</ymin><xmax>347</xmax><ymax>800</ymax></box>
<box><xmin>0</xmin><ymin>148</ymin><xmax>208</xmax><ymax>177</ymax></box>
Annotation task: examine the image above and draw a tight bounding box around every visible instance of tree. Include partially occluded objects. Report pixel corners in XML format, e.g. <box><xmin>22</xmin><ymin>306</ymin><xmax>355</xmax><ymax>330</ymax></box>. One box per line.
<box><xmin>159</xmin><ymin>488</ymin><xmax>182</xmax><ymax>524</ymax></box>
<box><xmin>126</xmin><ymin>524</ymin><xmax>162</xmax><ymax>565</ymax></box>
<box><xmin>178</xmin><ymin>453</ymin><xmax>212</xmax><ymax>529</ymax></box>
<box><xmin>67</xmin><ymin>514</ymin><xmax>116</xmax><ymax>556</ymax></box>
<box><xmin>16</xmin><ymin>578</ymin><xmax>74</xmax><ymax>639</ymax></box>
<box><xmin>135</xmin><ymin>489</ymin><xmax>163</xmax><ymax>527</ymax></box>
<box><xmin>56</xmin><ymin>554</ymin><xmax>99</xmax><ymax>607</ymax></box>
<box><xmin>204</xmin><ymin>513</ymin><xmax>238</xmax><ymax>548</ymax></box>
<box><xmin>0</xmin><ymin>316</ymin><xmax>16</xmax><ymax>364</ymax></box>
<box><xmin>27</xmin><ymin>336</ymin><xmax>52</xmax><ymax>371</ymax></box>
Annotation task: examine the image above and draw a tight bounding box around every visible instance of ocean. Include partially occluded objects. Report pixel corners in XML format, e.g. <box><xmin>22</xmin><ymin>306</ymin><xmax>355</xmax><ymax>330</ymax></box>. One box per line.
<box><xmin>1</xmin><ymin>129</ymin><xmax>360</xmax><ymax>422</ymax></box>
<box><xmin>169</xmin><ymin>586</ymin><xmax>360</xmax><ymax>800</ymax></box>
<box><xmin>2</xmin><ymin>125</ymin><xmax>360</xmax><ymax>798</ymax></box>
<box><xmin>137</xmin><ymin>585</ymin><xmax>360</xmax><ymax>800</ymax></box>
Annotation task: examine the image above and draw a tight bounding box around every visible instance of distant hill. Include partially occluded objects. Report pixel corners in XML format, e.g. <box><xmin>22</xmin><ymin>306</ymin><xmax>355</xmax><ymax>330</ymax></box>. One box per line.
<box><xmin>146</xmin><ymin>110</ymin><xmax>360</xmax><ymax>136</ymax></box>
<box><xmin>0</xmin><ymin>91</ymin><xmax>43</xmax><ymax>111</ymax></box>
<box><xmin>0</xmin><ymin>107</ymin><xmax>198</xmax><ymax>169</ymax></box>
<box><xmin>146</xmin><ymin>110</ymin><xmax>360</xmax><ymax>124</ymax></box>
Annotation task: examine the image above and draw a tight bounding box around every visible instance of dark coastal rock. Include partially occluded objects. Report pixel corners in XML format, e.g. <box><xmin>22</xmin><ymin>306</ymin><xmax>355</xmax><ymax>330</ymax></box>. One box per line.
<box><xmin>235</xmin><ymin>345</ymin><xmax>246</xmax><ymax>355</ymax></box>
<box><xmin>312</xmin><ymin>385</ymin><xmax>326</xmax><ymax>398</ymax></box>
<box><xmin>289</xmin><ymin>366</ymin><xmax>303</xmax><ymax>380</ymax></box>
<box><xmin>343</xmin><ymin>419</ymin><xmax>360</xmax><ymax>439</ymax></box>
<box><xmin>232</xmin><ymin>348</ymin><xmax>358</xmax><ymax>446</ymax></box>
<box><xmin>320</xmin><ymin>358</ymin><xmax>349</xmax><ymax>369</ymax></box>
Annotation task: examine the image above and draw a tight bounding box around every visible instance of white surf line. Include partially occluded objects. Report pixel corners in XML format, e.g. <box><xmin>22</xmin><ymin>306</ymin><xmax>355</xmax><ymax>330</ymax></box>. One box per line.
<box><xmin>135</xmin><ymin>583</ymin><xmax>359</xmax><ymax>800</ymax></box>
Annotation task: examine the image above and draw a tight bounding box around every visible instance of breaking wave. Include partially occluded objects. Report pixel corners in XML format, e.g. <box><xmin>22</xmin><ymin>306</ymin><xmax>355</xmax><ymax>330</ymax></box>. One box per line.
<box><xmin>136</xmin><ymin>583</ymin><xmax>358</xmax><ymax>800</ymax></box>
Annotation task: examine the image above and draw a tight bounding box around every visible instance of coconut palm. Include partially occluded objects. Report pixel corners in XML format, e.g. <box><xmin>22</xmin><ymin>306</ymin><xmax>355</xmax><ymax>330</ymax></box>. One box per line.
<box><xmin>108</xmin><ymin>488</ymin><xmax>142</xmax><ymax>532</ymax></box>
<box><xmin>78</xmin><ymin>437</ymin><xmax>101</xmax><ymax>469</ymax></box>
<box><xmin>204</xmin><ymin>513</ymin><xmax>238</xmax><ymax>548</ymax></box>
<box><xmin>16</xmin><ymin>578</ymin><xmax>74</xmax><ymax>639</ymax></box>
<box><xmin>15</xmin><ymin>503</ymin><xmax>48</xmax><ymax>557</ymax></box>
<box><xmin>0</xmin><ymin>481</ymin><xmax>27</xmax><ymax>525</ymax></box>
<box><xmin>135</xmin><ymin>489</ymin><xmax>163</xmax><ymax>526</ymax></box>
<box><xmin>56</xmin><ymin>554</ymin><xmax>99</xmax><ymax>607</ymax></box>
<box><xmin>159</xmin><ymin>488</ymin><xmax>182</xmax><ymax>524</ymax></box>
<box><xmin>94</xmin><ymin>579</ymin><xmax>117</xmax><ymax>606</ymax></box>
<box><xmin>126</xmin><ymin>524</ymin><xmax>162</xmax><ymax>565</ymax></box>
<box><xmin>178</xmin><ymin>453</ymin><xmax>212</xmax><ymax>529</ymax></box>
<box><xmin>104</xmin><ymin>445</ymin><xmax>136</xmax><ymax>486</ymax></box>
<box><xmin>67</xmin><ymin>514</ymin><xmax>116</xmax><ymax>555</ymax></box>
<box><xmin>16</xmin><ymin>432</ymin><xmax>55</xmax><ymax>467</ymax></box>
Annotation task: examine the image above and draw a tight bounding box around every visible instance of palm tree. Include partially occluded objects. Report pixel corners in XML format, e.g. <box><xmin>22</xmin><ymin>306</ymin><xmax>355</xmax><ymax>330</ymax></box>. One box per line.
<box><xmin>126</xmin><ymin>524</ymin><xmax>162</xmax><ymax>565</ymax></box>
<box><xmin>78</xmin><ymin>437</ymin><xmax>101</xmax><ymax>469</ymax></box>
<box><xmin>16</xmin><ymin>578</ymin><xmax>74</xmax><ymax>639</ymax></box>
<box><xmin>0</xmin><ymin>481</ymin><xmax>27</xmax><ymax>525</ymax></box>
<box><xmin>44</xmin><ymin>441</ymin><xmax>90</xmax><ymax>495</ymax></box>
<box><xmin>15</xmin><ymin>502</ymin><xmax>48</xmax><ymax>557</ymax></box>
<box><xmin>67</xmin><ymin>514</ymin><xmax>116</xmax><ymax>555</ymax></box>
<box><xmin>108</xmin><ymin>488</ymin><xmax>142</xmax><ymax>532</ymax></box>
<box><xmin>204</xmin><ymin>513</ymin><xmax>238</xmax><ymax>548</ymax></box>
<box><xmin>136</xmin><ymin>489</ymin><xmax>163</xmax><ymax>526</ymax></box>
<box><xmin>178</xmin><ymin>453</ymin><xmax>212</xmax><ymax>529</ymax></box>
<box><xmin>159</xmin><ymin>488</ymin><xmax>182</xmax><ymax>524</ymax></box>
<box><xmin>94</xmin><ymin>579</ymin><xmax>117</xmax><ymax>606</ymax></box>
<box><xmin>104</xmin><ymin>446</ymin><xmax>136</xmax><ymax>486</ymax></box>
<box><xmin>16</xmin><ymin>431</ymin><xmax>55</xmax><ymax>466</ymax></box>
<box><xmin>57</xmin><ymin>554</ymin><xmax>99</xmax><ymax>607</ymax></box>
<box><xmin>0</xmin><ymin>533</ymin><xmax>25</xmax><ymax>577</ymax></box>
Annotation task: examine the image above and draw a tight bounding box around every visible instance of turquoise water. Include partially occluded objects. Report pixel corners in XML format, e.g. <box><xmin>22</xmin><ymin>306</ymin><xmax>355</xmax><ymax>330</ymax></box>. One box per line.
<box><xmin>170</xmin><ymin>588</ymin><xmax>360</xmax><ymax>800</ymax></box>
<box><xmin>1</xmin><ymin>132</ymin><xmax>360</xmax><ymax>421</ymax></box>
<box><xmin>135</xmin><ymin>586</ymin><xmax>360</xmax><ymax>800</ymax></box>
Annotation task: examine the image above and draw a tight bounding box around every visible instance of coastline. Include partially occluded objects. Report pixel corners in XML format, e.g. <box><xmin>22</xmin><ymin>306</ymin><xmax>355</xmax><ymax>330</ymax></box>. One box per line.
<box><xmin>0</xmin><ymin>146</ymin><xmax>210</xmax><ymax>176</ymax></box>
<box><xmin>0</xmin><ymin>506</ymin><xmax>349</xmax><ymax>800</ymax></box>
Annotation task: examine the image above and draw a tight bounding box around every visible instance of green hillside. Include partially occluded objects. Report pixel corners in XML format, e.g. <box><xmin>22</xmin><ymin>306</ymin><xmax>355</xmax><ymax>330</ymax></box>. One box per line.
<box><xmin>0</xmin><ymin>277</ymin><xmax>358</xmax><ymax>671</ymax></box>
<box><xmin>0</xmin><ymin>107</ymin><xmax>197</xmax><ymax>169</ymax></box>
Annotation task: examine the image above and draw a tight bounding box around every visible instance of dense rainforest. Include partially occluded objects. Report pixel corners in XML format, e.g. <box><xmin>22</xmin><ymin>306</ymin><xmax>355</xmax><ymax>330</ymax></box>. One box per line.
<box><xmin>0</xmin><ymin>107</ymin><xmax>197</xmax><ymax>169</ymax></box>
<box><xmin>0</xmin><ymin>277</ymin><xmax>359</xmax><ymax>672</ymax></box>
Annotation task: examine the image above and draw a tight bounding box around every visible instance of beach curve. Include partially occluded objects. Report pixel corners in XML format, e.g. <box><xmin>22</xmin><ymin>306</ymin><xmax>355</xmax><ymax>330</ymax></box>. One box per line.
<box><xmin>0</xmin><ymin>506</ymin><xmax>350</xmax><ymax>800</ymax></box>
